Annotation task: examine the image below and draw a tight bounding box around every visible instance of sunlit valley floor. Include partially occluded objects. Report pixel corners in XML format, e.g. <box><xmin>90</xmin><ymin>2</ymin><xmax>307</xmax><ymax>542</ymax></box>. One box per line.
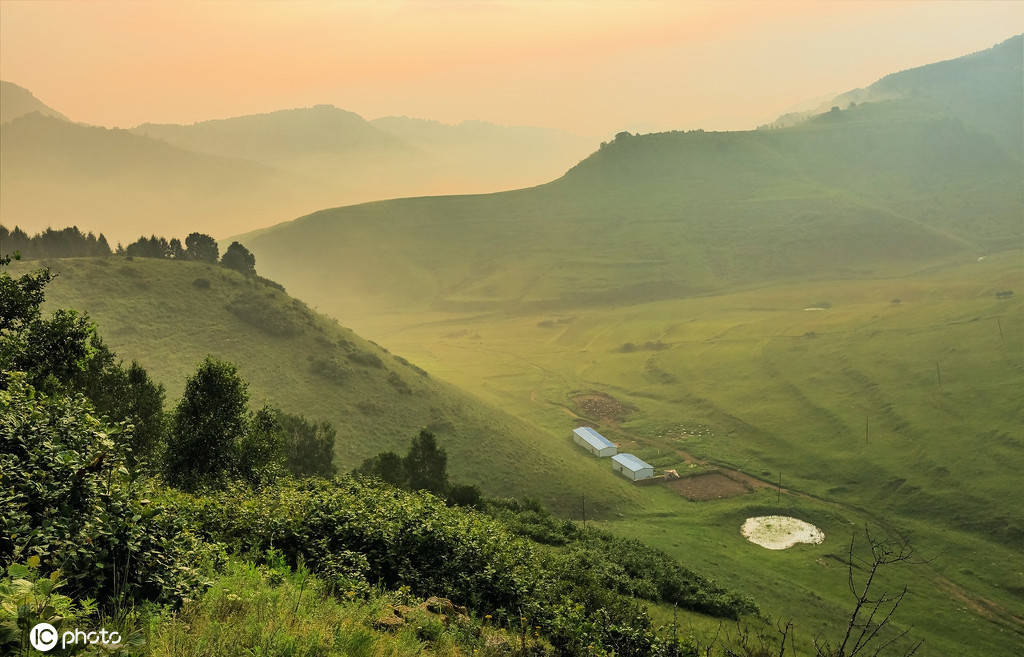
<box><xmin>333</xmin><ymin>250</ymin><xmax>1024</xmax><ymax>656</ymax></box>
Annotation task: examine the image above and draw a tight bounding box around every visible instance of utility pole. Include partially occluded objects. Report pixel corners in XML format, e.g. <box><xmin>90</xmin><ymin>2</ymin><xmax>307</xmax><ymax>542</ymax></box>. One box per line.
<box><xmin>582</xmin><ymin>494</ymin><xmax>586</xmax><ymax>530</ymax></box>
<box><xmin>777</xmin><ymin>473</ymin><xmax>782</xmax><ymax>505</ymax></box>
<box><xmin>936</xmin><ymin>361</ymin><xmax>942</xmax><ymax>389</ymax></box>
<box><xmin>997</xmin><ymin>317</ymin><xmax>1005</xmax><ymax>344</ymax></box>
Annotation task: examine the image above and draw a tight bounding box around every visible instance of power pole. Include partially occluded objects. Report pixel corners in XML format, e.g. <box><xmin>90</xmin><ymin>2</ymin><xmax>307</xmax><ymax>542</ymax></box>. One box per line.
<box><xmin>582</xmin><ymin>494</ymin><xmax>586</xmax><ymax>530</ymax></box>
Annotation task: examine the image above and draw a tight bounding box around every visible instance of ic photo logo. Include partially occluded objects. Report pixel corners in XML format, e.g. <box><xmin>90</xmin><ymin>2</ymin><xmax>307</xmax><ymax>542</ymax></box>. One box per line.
<box><xmin>29</xmin><ymin>622</ymin><xmax>122</xmax><ymax>652</ymax></box>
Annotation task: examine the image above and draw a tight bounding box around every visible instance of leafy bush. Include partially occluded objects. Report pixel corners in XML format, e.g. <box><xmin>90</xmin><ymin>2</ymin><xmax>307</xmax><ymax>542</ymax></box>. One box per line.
<box><xmin>0</xmin><ymin>375</ymin><xmax>219</xmax><ymax>607</ymax></box>
<box><xmin>0</xmin><ymin>559</ymin><xmax>96</xmax><ymax>653</ymax></box>
<box><xmin>347</xmin><ymin>351</ymin><xmax>384</xmax><ymax>368</ymax></box>
<box><xmin>191</xmin><ymin>277</ymin><xmax>211</xmax><ymax>289</ymax></box>
<box><xmin>309</xmin><ymin>355</ymin><xmax>349</xmax><ymax>384</ymax></box>
<box><xmin>275</xmin><ymin>410</ymin><xmax>336</xmax><ymax>478</ymax></box>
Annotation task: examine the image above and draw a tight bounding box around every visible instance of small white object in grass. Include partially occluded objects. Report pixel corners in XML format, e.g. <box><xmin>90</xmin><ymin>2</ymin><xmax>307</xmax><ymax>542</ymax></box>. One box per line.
<box><xmin>741</xmin><ymin>515</ymin><xmax>824</xmax><ymax>550</ymax></box>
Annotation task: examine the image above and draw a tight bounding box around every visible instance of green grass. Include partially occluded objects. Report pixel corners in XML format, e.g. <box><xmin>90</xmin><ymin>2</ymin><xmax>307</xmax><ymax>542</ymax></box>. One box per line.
<box><xmin>329</xmin><ymin>250</ymin><xmax>1024</xmax><ymax>656</ymax></box>
<box><xmin>146</xmin><ymin>558</ymin><xmax>528</xmax><ymax>657</ymax></box>
<box><xmin>8</xmin><ymin>256</ymin><xmax>640</xmax><ymax>512</ymax></box>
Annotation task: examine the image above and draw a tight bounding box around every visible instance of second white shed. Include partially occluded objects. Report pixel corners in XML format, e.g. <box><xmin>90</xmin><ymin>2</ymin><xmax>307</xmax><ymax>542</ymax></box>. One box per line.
<box><xmin>611</xmin><ymin>453</ymin><xmax>655</xmax><ymax>481</ymax></box>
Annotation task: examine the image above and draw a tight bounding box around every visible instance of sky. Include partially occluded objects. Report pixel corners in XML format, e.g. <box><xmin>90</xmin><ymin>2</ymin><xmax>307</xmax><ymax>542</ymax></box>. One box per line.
<box><xmin>1</xmin><ymin>1</ymin><xmax>1022</xmax><ymax>137</ymax></box>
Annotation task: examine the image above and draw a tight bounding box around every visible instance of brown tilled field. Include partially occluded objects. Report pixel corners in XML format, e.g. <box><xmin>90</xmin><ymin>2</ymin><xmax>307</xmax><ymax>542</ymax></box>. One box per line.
<box><xmin>668</xmin><ymin>472</ymin><xmax>752</xmax><ymax>501</ymax></box>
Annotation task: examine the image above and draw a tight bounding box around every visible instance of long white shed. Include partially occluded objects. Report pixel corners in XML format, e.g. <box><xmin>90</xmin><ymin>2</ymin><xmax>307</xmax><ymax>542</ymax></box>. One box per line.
<box><xmin>572</xmin><ymin>427</ymin><xmax>617</xmax><ymax>457</ymax></box>
<box><xmin>611</xmin><ymin>453</ymin><xmax>655</xmax><ymax>481</ymax></box>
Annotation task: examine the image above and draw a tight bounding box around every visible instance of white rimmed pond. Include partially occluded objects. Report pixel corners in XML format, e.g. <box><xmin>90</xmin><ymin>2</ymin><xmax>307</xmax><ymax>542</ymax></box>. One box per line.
<box><xmin>741</xmin><ymin>516</ymin><xmax>824</xmax><ymax>550</ymax></box>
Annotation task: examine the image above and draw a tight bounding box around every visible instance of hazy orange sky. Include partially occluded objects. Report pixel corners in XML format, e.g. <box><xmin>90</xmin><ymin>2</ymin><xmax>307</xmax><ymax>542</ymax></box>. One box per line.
<box><xmin>1</xmin><ymin>1</ymin><xmax>1021</xmax><ymax>136</ymax></box>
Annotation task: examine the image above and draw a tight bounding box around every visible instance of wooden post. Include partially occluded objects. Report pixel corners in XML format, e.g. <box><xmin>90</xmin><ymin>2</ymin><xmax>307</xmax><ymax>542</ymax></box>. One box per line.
<box><xmin>936</xmin><ymin>361</ymin><xmax>942</xmax><ymax>389</ymax></box>
<box><xmin>865</xmin><ymin>415</ymin><xmax>869</xmax><ymax>444</ymax></box>
<box><xmin>777</xmin><ymin>473</ymin><xmax>782</xmax><ymax>505</ymax></box>
<box><xmin>582</xmin><ymin>494</ymin><xmax>586</xmax><ymax>530</ymax></box>
<box><xmin>997</xmin><ymin>317</ymin><xmax>1005</xmax><ymax>344</ymax></box>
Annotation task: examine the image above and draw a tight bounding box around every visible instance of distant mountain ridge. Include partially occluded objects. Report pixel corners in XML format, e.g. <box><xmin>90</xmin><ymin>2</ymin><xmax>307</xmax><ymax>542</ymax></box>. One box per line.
<box><xmin>0</xmin><ymin>93</ymin><xmax>595</xmax><ymax>241</ymax></box>
<box><xmin>0</xmin><ymin>80</ymin><xmax>68</xmax><ymax>122</ymax></box>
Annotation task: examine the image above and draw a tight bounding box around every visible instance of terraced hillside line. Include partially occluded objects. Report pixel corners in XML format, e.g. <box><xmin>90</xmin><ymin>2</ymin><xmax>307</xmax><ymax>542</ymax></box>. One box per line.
<box><xmin>838</xmin><ymin>359</ymin><xmax>914</xmax><ymax>436</ymax></box>
<box><xmin>934</xmin><ymin>576</ymin><xmax>1024</xmax><ymax>634</ymax></box>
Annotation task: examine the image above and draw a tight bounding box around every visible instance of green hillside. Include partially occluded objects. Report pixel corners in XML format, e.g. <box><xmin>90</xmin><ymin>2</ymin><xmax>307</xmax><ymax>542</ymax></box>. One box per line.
<box><xmin>238</xmin><ymin>36</ymin><xmax>1020</xmax><ymax>319</ymax></box>
<box><xmin>6</xmin><ymin>256</ymin><xmax>641</xmax><ymax>512</ymax></box>
<box><xmin>241</xmin><ymin>114</ymin><xmax>1019</xmax><ymax>317</ymax></box>
<box><xmin>767</xmin><ymin>34</ymin><xmax>1023</xmax><ymax>154</ymax></box>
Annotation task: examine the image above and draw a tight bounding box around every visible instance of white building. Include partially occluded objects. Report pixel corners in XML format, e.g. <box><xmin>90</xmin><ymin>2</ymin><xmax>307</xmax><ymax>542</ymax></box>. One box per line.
<box><xmin>572</xmin><ymin>427</ymin><xmax>617</xmax><ymax>457</ymax></box>
<box><xmin>611</xmin><ymin>453</ymin><xmax>655</xmax><ymax>481</ymax></box>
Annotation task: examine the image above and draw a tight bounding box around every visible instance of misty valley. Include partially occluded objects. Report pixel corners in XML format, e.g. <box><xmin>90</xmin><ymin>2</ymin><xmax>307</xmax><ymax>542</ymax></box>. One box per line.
<box><xmin>1</xmin><ymin>19</ymin><xmax>1022</xmax><ymax>657</ymax></box>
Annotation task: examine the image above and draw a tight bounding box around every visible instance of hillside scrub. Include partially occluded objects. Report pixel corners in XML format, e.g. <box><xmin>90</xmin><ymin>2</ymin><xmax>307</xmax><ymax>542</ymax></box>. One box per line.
<box><xmin>1</xmin><ymin>259</ymin><xmax>749</xmax><ymax>655</ymax></box>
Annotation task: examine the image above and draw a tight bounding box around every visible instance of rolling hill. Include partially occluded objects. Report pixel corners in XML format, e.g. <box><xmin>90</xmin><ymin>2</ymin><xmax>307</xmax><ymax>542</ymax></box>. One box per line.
<box><xmin>5</xmin><ymin>255</ymin><xmax>644</xmax><ymax>513</ymax></box>
<box><xmin>238</xmin><ymin>36</ymin><xmax>1022</xmax><ymax>319</ymax></box>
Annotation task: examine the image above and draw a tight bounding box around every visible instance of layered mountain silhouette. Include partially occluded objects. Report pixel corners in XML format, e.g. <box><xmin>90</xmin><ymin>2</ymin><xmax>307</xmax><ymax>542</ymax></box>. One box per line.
<box><xmin>0</xmin><ymin>95</ymin><xmax>594</xmax><ymax>241</ymax></box>
<box><xmin>237</xmin><ymin>35</ymin><xmax>1023</xmax><ymax>317</ymax></box>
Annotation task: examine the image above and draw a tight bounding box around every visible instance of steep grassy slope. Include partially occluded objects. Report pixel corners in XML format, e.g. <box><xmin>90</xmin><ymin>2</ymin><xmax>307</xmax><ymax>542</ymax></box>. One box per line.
<box><xmin>348</xmin><ymin>251</ymin><xmax>1024</xmax><ymax>657</ymax></box>
<box><xmin>768</xmin><ymin>34</ymin><xmax>1023</xmax><ymax>154</ymax></box>
<box><xmin>7</xmin><ymin>256</ymin><xmax>641</xmax><ymax>512</ymax></box>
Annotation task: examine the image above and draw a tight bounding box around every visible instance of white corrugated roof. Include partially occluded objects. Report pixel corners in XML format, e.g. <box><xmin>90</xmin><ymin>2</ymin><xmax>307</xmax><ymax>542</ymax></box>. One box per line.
<box><xmin>612</xmin><ymin>453</ymin><xmax>653</xmax><ymax>472</ymax></box>
<box><xmin>573</xmin><ymin>426</ymin><xmax>615</xmax><ymax>450</ymax></box>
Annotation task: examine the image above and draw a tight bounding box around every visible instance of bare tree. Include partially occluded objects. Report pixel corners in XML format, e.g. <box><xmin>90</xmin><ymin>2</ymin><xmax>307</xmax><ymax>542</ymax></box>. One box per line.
<box><xmin>814</xmin><ymin>528</ymin><xmax>923</xmax><ymax>657</ymax></box>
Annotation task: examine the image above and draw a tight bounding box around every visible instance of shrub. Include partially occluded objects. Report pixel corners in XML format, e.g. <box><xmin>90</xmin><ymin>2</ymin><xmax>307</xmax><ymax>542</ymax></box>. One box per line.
<box><xmin>309</xmin><ymin>356</ymin><xmax>349</xmax><ymax>384</ymax></box>
<box><xmin>192</xmin><ymin>277</ymin><xmax>211</xmax><ymax>289</ymax></box>
<box><xmin>226</xmin><ymin>292</ymin><xmax>299</xmax><ymax>337</ymax></box>
<box><xmin>347</xmin><ymin>351</ymin><xmax>384</xmax><ymax>368</ymax></box>
<box><xmin>0</xmin><ymin>376</ymin><xmax>218</xmax><ymax>607</ymax></box>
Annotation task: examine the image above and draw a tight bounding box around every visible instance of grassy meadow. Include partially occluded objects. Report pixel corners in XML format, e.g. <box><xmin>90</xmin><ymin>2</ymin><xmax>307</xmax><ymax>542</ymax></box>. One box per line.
<box><xmin>336</xmin><ymin>249</ymin><xmax>1024</xmax><ymax>656</ymax></box>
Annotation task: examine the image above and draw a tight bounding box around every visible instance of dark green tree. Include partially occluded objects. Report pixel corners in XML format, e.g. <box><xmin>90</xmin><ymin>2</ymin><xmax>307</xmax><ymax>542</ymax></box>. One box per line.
<box><xmin>277</xmin><ymin>410</ymin><xmax>336</xmax><ymax>478</ymax></box>
<box><xmin>357</xmin><ymin>451</ymin><xmax>406</xmax><ymax>486</ymax></box>
<box><xmin>165</xmin><ymin>357</ymin><xmax>249</xmax><ymax>491</ymax></box>
<box><xmin>221</xmin><ymin>241</ymin><xmax>256</xmax><ymax>276</ymax></box>
<box><xmin>184</xmin><ymin>232</ymin><xmax>219</xmax><ymax>263</ymax></box>
<box><xmin>168</xmin><ymin>237</ymin><xmax>185</xmax><ymax>259</ymax></box>
<box><xmin>234</xmin><ymin>405</ymin><xmax>284</xmax><ymax>487</ymax></box>
<box><xmin>405</xmin><ymin>429</ymin><xmax>448</xmax><ymax>494</ymax></box>
<box><xmin>71</xmin><ymin>336</ymin><xmax>165</xmax><ymax>470</ymax></box>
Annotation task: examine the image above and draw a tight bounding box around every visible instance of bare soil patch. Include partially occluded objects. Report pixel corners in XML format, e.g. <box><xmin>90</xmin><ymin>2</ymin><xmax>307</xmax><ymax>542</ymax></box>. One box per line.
<box><xmin>572</xmin><ymin>392</ymin><xmax>631</xmax><ymax>422</ymax></box>
<box><xmin>668</xmin><ymin>472</ymin><xmax>751</xmax><ymax>501</ymax></box>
